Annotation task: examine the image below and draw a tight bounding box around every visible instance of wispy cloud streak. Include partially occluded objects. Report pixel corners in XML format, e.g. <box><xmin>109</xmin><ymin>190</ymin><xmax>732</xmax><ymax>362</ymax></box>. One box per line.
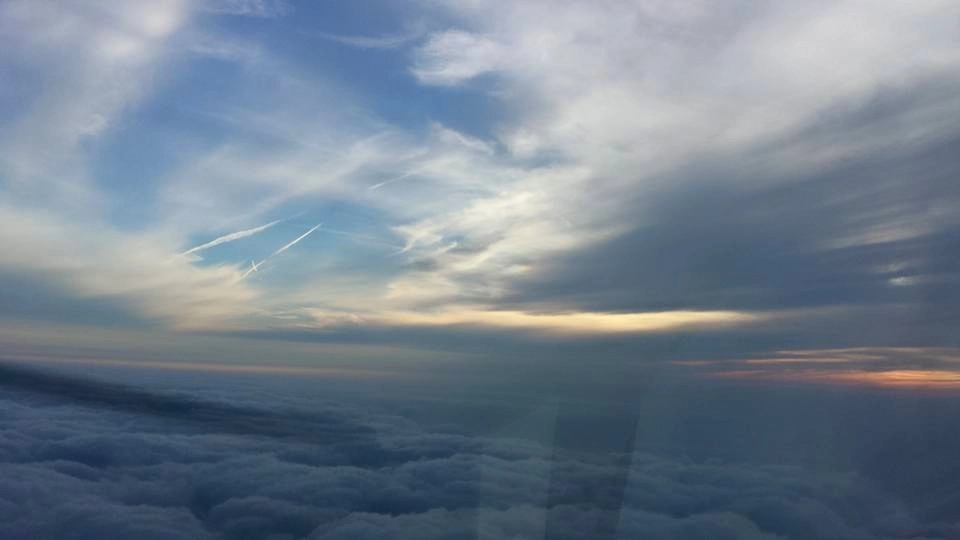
<box><xmin>316</xmin><ymin>31</ymin><xmax>421</xmax><ymax>50</ymax></box>
<box><xmin>316</xmin><ymin>227</ymin><xmax>403</xmax><ymax>250</ymax></box>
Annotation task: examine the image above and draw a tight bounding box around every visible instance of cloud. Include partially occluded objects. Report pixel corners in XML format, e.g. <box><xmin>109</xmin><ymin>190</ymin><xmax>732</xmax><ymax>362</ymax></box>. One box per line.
<box><xmin>311</xmin><ymin>227</ymin><xmax>404</xmax><ymax>250</ymax></box>
<box><xmin>316</xmin><ymin>30</ymin><xmax>423</xmax><ymax>50</ymax></box>
<box><xmin>513</xmin><ymin>145</ymin><xmax>960</xmax><ymax>303</ymax></box>
<box><xmin>0</xmin><ymin>205</ymin><xmax>259</xmax><ymax>329</ymax></box>
<box><xmin>412</xmin><ymin>31</ymin><xmax>506</xmax><ymax>86</ymax></box>
<box><xmin>322</xmin><ymin>307</ymin><xmax>765</xmax><ymax>336</ymax></box>
<box><xmin>0</xmin><ymin>0</ymin><xmax>189</xmax><ymax>209</ymax></box>
<box><xmin>200</xmin><ymin>0</ymin><xmax>289</xmax><ymax>18</ymax></box>
<box><xmin>676</xmin><ymin>347</ymin><xmax>960</xmax><ymax>391</ymax></box>
<box><xmin>1</xmin><ymin>365</ymin><xmax>955</xmax><ymax>539</ymax></box>
<box><xmin>0</xmin><ymin>2</ymin><xmax>268</xmax><ymax>331</ymax></box>
<box><xmin>0</xmin><ymin>363</ymin><xmax>383</xmax><ymax>447</ymax></box>
<box><xmin>2</xmin><ymin>0</ymin><xmax>959</xmax><ymax>348</ymax></box>
<box><xmin>391</xmin><ymin>0</ymin><xmax>960</xmax><ymax>329</ymax></box>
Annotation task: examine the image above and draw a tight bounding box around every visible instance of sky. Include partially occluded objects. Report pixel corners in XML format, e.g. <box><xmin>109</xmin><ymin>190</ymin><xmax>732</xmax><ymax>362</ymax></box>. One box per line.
<box><xmin>2</xmin><ymin>0</ymin><xmax>960</xmax><ymax>382</ymax></box>
<box><xmin>3</xmin><ymin>2</ymin><xmax>960</xmax><ymax>538</ymax></box>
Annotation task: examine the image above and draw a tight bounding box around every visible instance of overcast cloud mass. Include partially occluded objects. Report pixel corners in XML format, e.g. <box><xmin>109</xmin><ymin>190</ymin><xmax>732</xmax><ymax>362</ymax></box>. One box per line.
<box><xmin>2</xmin><ymin>0</ymin><xmax>960</xmax><ymax>538</ymax></box>
<box><xmin>3</xmin><ymin>364</ymin><xmax>960</xmax><ymax>539</ymax></box>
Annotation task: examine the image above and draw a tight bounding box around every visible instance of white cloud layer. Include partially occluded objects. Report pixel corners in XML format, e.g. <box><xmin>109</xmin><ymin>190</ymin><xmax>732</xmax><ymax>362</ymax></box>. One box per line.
<box><xmin>0</xmin><ymin>205</ymin><xmax>257</xmax><ymax>329</ymax></box>
<box><xmin>1</xmin><ymin>371</ymin><xmax>949</xmax><ymax>539</ymax></box>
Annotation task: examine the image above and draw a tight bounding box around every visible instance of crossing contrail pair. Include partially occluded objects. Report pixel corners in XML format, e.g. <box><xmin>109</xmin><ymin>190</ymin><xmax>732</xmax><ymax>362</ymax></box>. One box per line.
<box><xmin>181</xmin><ymin>219</ymin><xmax>323</xmax><ymax>279</ymax></box>
<box><xmin>183</xmin><ymin>217</ymin><xmax>400</xmax><ymax>280</ymax></box>
<box><xmin>241</xmin><ymin>223</ymin><xmax>322</xmax><ymax>279</ymax></box>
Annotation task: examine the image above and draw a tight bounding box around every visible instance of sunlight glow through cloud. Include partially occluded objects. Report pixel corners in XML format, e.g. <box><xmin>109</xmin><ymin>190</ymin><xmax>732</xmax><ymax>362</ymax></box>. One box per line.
<box><xmin>368</xmin><ymin>308</ymin><xmax>763</xmax><ymax>335</ymax></box>
<box><xmin>677</xmin><ymin>348</ymin><xmax>960</xmax><ymax>391</ymax></box>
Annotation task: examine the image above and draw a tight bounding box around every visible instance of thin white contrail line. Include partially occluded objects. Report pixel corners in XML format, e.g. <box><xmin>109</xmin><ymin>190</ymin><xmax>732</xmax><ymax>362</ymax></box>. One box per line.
<box><xmin>271</xmin><ymin>223</ymin><xmax>322</xmax><ymax>256</ymax></box>
<box><xmin>368</xmin><ymin>171</ymin><xmax>415</xmax><ymax>191</ymax></box>
<box><xmin>182</xmin><ymin>219</ymin><xmax>282</xmax><ymax>256</ymax></box>
<box><xmin>242</xmin><ymin>223</ymin><xmax>322</xmax><ymax>279</ymax></box>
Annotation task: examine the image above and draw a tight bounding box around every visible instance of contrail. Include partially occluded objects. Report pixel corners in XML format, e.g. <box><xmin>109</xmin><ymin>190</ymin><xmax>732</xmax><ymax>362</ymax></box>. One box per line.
<box><xmin>242</xmin><ymin>223</ymin><xmax>322</xmax><ymax>279</ymax></box>
<box><xmin>368</xmin><ymin>171</ymin><xmax>415</xmax><ymax>191</ymax></box>
<box><xmin>183</xmin><ymin>219</ymin><xmax>282</xmax><ymax>256</ymax></box>
<box><xmin>271</xmin><ymin>223</ymin><xmax>322</xmax><ymax>257</ymax></box>
<box><xmin>238</xmin><ymin>259</ymin><xmax>263</xmax><ymax>280</ymax></box>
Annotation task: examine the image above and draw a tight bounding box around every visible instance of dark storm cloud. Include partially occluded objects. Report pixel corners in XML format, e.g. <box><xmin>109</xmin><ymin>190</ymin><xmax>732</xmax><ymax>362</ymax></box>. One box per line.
<box><xmin>2</xmin><ymin>368</ymin><xmax>958</xmax><ymax>539</ymax></box>
<box><xmin>0</xmin><ymin>272</ymin><xmax>147</xmax><ymax>328</ymax></box>
<box><xmin>0</xmin><ymin>363</ymin><xmax>380</xmax><ymax>454</ymax></box>
<box><xmin>505</xmin><ymin>82</ymin><xmax>960</xmax><ymax>344</ymax></box>
<box><xmin>510</xmin><ymin>143</ymin><xmax>960</xmax><ymax>313</ymax></box>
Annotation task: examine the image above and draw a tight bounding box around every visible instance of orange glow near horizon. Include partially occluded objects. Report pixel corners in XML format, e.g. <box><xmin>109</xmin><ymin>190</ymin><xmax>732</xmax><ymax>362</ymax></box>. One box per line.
<box><xmin>677</xmin><ymin>347</ymin><xmax>960</xmax><ymax>391</ymax></box>
<box><xmin>711</xmin><ymin>369</ymin><xmax>960</xmax><ymax>390</ymax></box>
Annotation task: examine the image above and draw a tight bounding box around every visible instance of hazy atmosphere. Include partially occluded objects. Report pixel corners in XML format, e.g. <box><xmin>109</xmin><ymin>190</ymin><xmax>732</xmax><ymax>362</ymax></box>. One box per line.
<box><xmin>2</xmin><ymin>0</ymin><xmax>960</xmax><ymax>538</ymax></box>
